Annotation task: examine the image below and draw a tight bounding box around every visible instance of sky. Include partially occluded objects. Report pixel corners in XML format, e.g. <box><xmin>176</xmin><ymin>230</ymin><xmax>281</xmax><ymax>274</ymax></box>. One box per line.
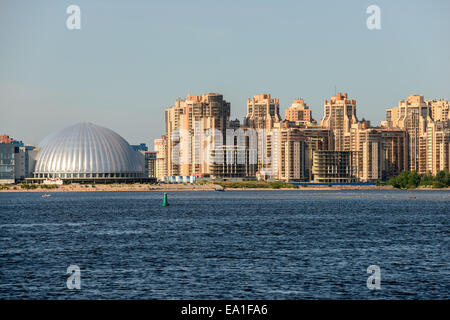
<box><xmin>1</xmin><ymin>0</ymin><xmax>449</xmax><ymax>148</ymax></box>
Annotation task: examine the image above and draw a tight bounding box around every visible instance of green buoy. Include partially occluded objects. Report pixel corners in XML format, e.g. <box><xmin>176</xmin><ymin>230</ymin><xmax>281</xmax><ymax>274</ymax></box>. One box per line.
<box><xmin>161</xmin><ymin>192</ymin><xmax>169</xmax><ymax>206</ymax></box>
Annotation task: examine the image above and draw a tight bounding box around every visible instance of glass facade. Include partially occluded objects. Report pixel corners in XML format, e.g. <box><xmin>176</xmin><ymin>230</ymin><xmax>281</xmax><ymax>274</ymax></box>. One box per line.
<box><xmin>0</xmin><ymin>144</ymin><xmax>15</xmax><ymax>183</ymax></box>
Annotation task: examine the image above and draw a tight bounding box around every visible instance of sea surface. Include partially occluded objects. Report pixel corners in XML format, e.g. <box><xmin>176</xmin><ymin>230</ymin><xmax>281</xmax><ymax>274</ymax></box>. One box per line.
<box><xmin>0</xmin><ymin>190</ymin><xmax>448</xmax><ymax>299</ymax></box>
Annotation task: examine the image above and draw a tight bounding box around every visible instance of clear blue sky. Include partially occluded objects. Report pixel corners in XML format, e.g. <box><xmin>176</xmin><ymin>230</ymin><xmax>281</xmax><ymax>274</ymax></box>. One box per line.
<box><xmin>1</xmin><ymin>0</ymin><xmax>449</xmax><ymax>147</ymax></box>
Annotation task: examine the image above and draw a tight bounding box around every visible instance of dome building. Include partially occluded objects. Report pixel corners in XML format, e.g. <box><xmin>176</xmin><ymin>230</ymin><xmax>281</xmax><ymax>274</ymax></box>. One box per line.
<box><xmin>29</xmin><ymin>123</ymin><xmax>151</xmax><ymax>183</ymax></box>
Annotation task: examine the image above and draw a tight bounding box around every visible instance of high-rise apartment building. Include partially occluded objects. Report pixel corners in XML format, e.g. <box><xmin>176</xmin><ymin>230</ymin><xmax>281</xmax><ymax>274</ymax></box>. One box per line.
<box><xmin>165</xmin><ymin>93</ymin><xmax>231</xmax><ymax>177</ymax></box>
<box><xmin>383</xmin><ymin>94</ymin><xmax>432</xmax><ymax>174</ymax></box>
<box><xmin>162</xmin><ymin>92</ymin><xmax>449</xmax><ymax>183</ymax></box>
<box><xmin>285</xmin><ymin>99</ymin><xmax>313</xmax><ymax>125</ymax></box>
<box><xmin>344</xmin><ymin>123</ymin><xmax>409</xmax><ymax>182</ymax></box>
<box><xmin>243</xmin><ymin>94</ymin><xmax>281</xmax><ymax>176</ymax></box>
<box><xmin>270</xmin><ymin>127</ymin><xmax>308</xmax><ymax>182</ymax></box>
<box><xmin>427</xmin><ymin>99</ymin><xmax>450</xmax><ymax>125</ymax></box>
<box><xmin>320</xmin><ymin>93</ymin><xmax>358</xmax><ymax>151</ymax></box>
<box><xmin>380</xmin><ymin>129</ymin><xmax>409</xmax><ymax>180</ymax></box>
<box><xmin>269</xmin><ymin>122</ymin><xmax>332</xmax><ymax>182</ymax></box>
<box><xmin>154</xmin><ymin>135</ymin><xmax>167</xmax><ymax>180</ymax></box>
<box><xmin>355</xmin><ymin>128</ymin><xmax>382</xmax><ymax>182</ymax></box>
<box><xmin>244</xmin><ymin>94</ymin><xmax>281</xmax><ymax>129</ymax></box>
<box><xmin>425</xmin><ymin>121</ymin><xmax>450</xmax><ymax>175</ymax></box>
<box><xmin>165</xmin><ymin>99</ymin><xmax>185</xmax><ymax>177</ymax></box>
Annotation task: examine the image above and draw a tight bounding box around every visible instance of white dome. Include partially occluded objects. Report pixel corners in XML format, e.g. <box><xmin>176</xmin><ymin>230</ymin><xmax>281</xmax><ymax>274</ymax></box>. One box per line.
<box><xmin>34</xmin><ymin>123</ymin><xmax>144</xmax><ymax>175</ymax></box>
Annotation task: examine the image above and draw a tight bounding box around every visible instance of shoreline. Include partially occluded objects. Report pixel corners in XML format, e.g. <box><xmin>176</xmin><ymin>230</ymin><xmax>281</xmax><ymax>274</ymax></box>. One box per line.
<box><xmin>1</xmin><ymin>184</ymin><xmax>449</xmax><ymax>193</ymax></box>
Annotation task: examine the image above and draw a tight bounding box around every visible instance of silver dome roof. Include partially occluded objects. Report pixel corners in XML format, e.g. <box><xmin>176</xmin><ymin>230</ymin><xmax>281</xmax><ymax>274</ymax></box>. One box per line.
<box><xmin>34</xmin><ymin>123</ymin><xmax>144</xmax><ymax>174</ymax></box>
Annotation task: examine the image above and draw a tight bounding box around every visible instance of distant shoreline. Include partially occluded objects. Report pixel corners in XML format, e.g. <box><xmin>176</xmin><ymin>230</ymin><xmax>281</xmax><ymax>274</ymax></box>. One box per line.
<box><xmin>1</xmin><ymin>184</ymin><xmax>449</xmax><ymax>193</ymax></box>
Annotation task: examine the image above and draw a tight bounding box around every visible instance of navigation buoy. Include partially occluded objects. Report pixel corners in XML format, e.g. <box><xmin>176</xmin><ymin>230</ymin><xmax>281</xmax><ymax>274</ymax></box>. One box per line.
<box><xmin>161</xmin><ymin>192</ymin><xmax>169</xmax><ymax>206</ymax></box>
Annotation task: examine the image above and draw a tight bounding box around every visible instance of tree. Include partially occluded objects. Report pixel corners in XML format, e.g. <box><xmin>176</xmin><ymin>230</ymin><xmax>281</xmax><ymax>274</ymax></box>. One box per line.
<box><xmin>420</xmin><ymin>172</ymin><xmax>434</xmax><ymax>186</ymax></box>
<box><xmin>436</xmin><ymin>170</ymin><xmax>446</xmax><ymax>183</ymax></box>
<box><xmin>407</xmin><ymin>171</ymin><xmax>421</xmax><ymax>188</ymax></box>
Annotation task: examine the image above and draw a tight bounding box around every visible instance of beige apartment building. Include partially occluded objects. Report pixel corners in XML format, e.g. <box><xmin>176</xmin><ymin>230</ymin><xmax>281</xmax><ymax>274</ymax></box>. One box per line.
<box><xmin>285</xmin><ymin>99</ymin><xmax>314</xmax><ymax>125</ymax></box>
<box><xmin>244</xmin><ymin>94</ymin><xmax>281</xmax><ymax>129</ymax></box>
<box><xmin>355</xmin><ymin>128</ymin><xmax>382</xmax><ymax>182</ymax></box>
<box><xmin>344</xmin><ymin>123</ymin><xmax>409</xmax><ymax>182</ymax></box>
<box><xmin>269</xmin><ymin>122</ymin><xmax>332</xmax><ymax>182</ymax></box>
<box><xmin>270</xmin><ymin>127</ymin><xmax>308</xmax><ymax>182</ymax></box>
<box><xmin>165</xmin><ymin>93</ymin><xmax>231</xmax><ymax>177</ymax></box>
<box><xmin>154</xmin><ymin>135</ymin><xmax>167</xmax><ymax>180</ymax></box>
<box><xmin>425</xmin><ymin>121</ymin><xmax>450</xmax><ymax>175</ymax></box>
<box><xmin>243</xmin><ymin>94</ymin><xmax>282</xmax><ymax>176</ymax></box>
<box><xmin>427</xmin><ymin>99</ymin><xmax>450</xmax><ymax>124</ymax></box>
<box><xmin>382</xmin><ymin>95</ymin><xmax>450</xmax><ymax>176</ymax></box>
<box><xmin>320</xmin><ymin>93</ymin><xmax>358</xmax><ymax>151</ymax></box>
<box><xmin>383</xmin><ymin>94</ymin><xmax>431</xmax><ymax>174</ymax></box>
<box><xmin>380</xmin><ymin>129</ymin><xmax>409</xmax><ymax>179</ymax></box>
<box><xmin>163</xmin><ymin>92</ymin><xmax>449</xmax><ymax>183</ymax></box>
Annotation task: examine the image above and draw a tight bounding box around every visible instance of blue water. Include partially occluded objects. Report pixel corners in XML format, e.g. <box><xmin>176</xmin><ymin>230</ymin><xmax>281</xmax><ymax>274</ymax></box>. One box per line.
<box><xmin>0</xmin><ymin>190</ymin><xmax>449</xmax><ymax>299</ymax></box>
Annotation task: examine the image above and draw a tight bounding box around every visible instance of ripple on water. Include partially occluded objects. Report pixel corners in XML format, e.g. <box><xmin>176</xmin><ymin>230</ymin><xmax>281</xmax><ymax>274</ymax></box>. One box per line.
<box><xmin>0</xmin><ymin>190</ymin><xmax>448</xmax><ymax>299</ymax></box>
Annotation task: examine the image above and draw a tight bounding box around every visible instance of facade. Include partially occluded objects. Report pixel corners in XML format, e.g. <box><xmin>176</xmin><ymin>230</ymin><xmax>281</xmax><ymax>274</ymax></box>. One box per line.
<box><xmin>427</xmin><ymin>99</ymin><xmax>449</xmax><ymax>124</ymax></box>
<box><xmin>271</xmin><ymin>128</ymin><xmax>308</xmax><ymax>182</ymax></box>
<box><xmin>154</xmin><ymin>135</ymin><xmax>167</xmax><ymax>181</ymax></box>
<box><xmin>321</xmin><ymin>93</ymin><xmax>358</xmax><ymax>151</ymax></box>
<box><xmin>14</xmin><ymin>146</ymin><xmax>38</xmax><ymax>182</ymax></box>
<box><xmin>244</xmin><ymin>94</ymin><xmax>281</xmax><ymax>175</ymax></box>
<box><xmin>165</xmin><ymin>93</ymin><xmax>231</xmax><ymax>177</ymax></box>
<box><xmin>0</xmin><ymin>139</ymin><xmax>37</xmax><ymax>184</ymax></box>
<box><xmin>0</xmin><ymin>144</ymin><xmax>15</xmax><ymax>184</ymax></box>
<box><xmin>299</xmin><ymin>126</ymin><xmax>333</xmax><ymax>181</ymax></box>
<box><xmin>144</xmin><ymin>152</ymin><xmax>157</xmax><ymax>178</ymax></box>
<box><xmin>244</xmin><ymin>94</ymin><xmax>281</xmax><ymax>129</ymax></box>
<box><xmin>165</xmin><ymin>99</ymin><xmax>184</xmax><ymax>177</ymax></box>
<box><xmin>383</xmin><ymin>94</ymin><xmax>431</xmax><ymax>173</ymax></box>
<box><xmin>356</xmin><ymin>128</ymin><xmax>382</xmax><ymax>182</ymax></box>
<box><xmin>380</xmin><ymin>129</ymin><xmax>408</xmax><ymax>180</ymax></box>
<box><xmin>312</xmin><ymin>151</ymin><xmax>357</xmax><ymax>183</ymax></box>
<box><xmin>382</xmin><ymin>95</ymin><xmax>450</xmax><ymax>177</ymax></box>
<box><xmin>425</xmin><ymin>121</ymin><xmax>450</xmax><ymax>175</ymax></box>
<box><xmin>268</xmin><ymin>123</ymin><xmax>333</xmax><ymax>182</ymax></box>
<box><xmin>284</xmin><ymin>99</ymin><xmax>313</xmax><ymax>125</ymax></box>
<box><xmin>28</xmin><ymin>123</ymin><xmax>151</xmax><ymax>184</ymax></box>
<box><xmin>209</xmin><ymin>145</ymin><xmax>257</xmax><ymax>179</ymax></box>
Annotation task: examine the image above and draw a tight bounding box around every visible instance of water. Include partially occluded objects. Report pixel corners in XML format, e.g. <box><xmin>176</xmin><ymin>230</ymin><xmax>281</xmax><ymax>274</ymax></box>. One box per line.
<box><xmin>0</xmin><ymin>190</ymin><xmax>448</xmax><ymax>299</ymax></box>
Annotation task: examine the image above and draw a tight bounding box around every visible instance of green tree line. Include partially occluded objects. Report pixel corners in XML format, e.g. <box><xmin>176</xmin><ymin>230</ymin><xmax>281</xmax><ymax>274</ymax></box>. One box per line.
<box><xmin>387</xmin><ymin>169</ymin><xmax>450</xmax><ymax>189</ymax></box>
